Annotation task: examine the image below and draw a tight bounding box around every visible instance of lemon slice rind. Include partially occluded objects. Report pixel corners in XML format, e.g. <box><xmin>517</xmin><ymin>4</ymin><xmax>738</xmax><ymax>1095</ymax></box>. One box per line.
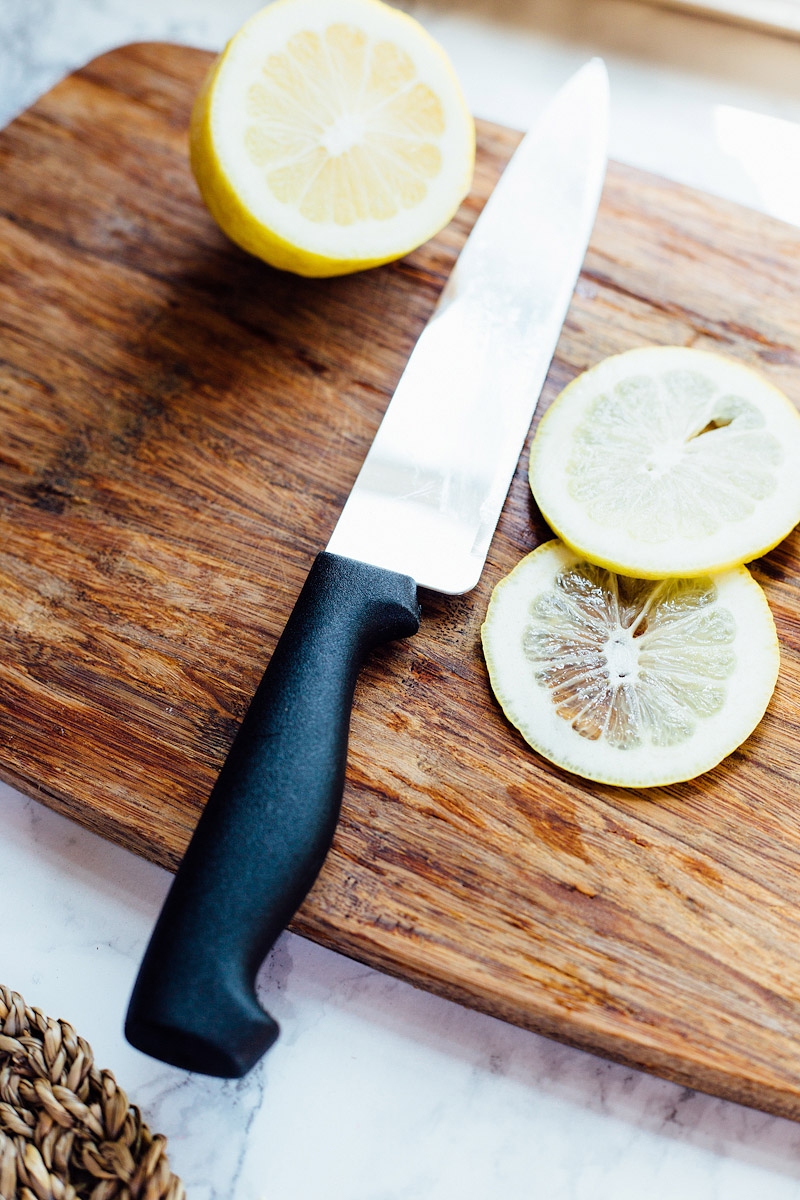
<box><xmin>529</xmin><ymin>347</ymin><xmax>800</xmax><ymax>578</ymax></box>
<box><xmin>481</xmin><ymin>540</ymin><xmax>779</xmax><ymax>788</ymax></box>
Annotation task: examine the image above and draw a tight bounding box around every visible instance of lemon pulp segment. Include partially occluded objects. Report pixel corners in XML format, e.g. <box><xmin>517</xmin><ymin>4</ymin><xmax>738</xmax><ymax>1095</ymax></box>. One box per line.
<box><xmin>190</xmin><ymin>0</ymin><xmax>475</xmax><ymax>276</ymax></box>
<box><xmin>481</xmin><ymin>540</ymin><xmax>778</xmax><ymax>787</ymax></box>
<box><xmin>529</xmin><ymin>347</ymin><xmax>800</xmax><ymax>577</ymax></box>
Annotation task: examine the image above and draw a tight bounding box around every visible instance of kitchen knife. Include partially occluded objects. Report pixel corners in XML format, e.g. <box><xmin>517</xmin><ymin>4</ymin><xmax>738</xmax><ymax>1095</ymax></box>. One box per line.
<box><xmin>125</xmin><ymin>59</ymin><xmax>610</xmax><ymax>1078</ymax></box>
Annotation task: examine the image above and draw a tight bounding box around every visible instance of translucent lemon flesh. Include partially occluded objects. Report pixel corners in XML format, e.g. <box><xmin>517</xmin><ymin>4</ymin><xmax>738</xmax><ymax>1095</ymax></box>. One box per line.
<box><xmin>529</xmin><ymin>347</ymin><xmax>800</xmax><ymax>577</ymax></box>
<box><xmin>481</xmin><ymin>540</ymin><xmax>779</xmax><ymax>787</ymax></box>
<box><xmin>190</xmin><ymin>0</ymin><xmax>475</xmax><ymax>276</ymax></box>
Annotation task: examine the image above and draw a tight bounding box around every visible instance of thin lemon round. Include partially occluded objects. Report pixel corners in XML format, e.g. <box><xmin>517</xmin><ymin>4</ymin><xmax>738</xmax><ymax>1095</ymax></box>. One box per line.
<box><xmin>529</xmin><ymin>346</ymin><xmax>800</xmax><ymax>578</ymax></box>
<box><xmin>190</xmin><ymin>0</ymin><xmax>475</xmax><ymax>277</ymax></box>
<box><xmin>481</xmin><ymin>540</ymin><xmax>779</xmax><ymax>787</ymax></box>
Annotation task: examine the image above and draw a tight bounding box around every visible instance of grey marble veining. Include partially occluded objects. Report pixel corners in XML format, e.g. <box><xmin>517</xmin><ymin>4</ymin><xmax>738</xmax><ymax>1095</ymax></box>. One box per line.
<box><xmin>3</xmin><ymin>1</ymin><xmax>800</xmax><ymax>1196</ymax></box>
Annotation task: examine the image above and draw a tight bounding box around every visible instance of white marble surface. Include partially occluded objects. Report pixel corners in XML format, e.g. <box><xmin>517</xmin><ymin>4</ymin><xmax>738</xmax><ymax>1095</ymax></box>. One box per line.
<box><xmin>2</xmin><ymin>2</ymin><xmax>800</xmax><ymax>1197</ymax></box>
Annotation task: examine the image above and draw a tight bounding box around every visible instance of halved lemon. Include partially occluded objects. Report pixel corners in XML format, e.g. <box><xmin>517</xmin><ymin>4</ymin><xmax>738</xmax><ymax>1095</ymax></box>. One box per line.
<box><xmin>190</xmin><ymin>0</ymin><xmax>475</xmax><ymax>277</ymax></box>
<box><xmin>529</xmin><ymin>347</ymin><xmax>800</xmax><ymax>578</ymax></box>
<box><xmin>481</xmin><ymin>540</ymin><xmax>778</xmax><ymax>787</ymax></box>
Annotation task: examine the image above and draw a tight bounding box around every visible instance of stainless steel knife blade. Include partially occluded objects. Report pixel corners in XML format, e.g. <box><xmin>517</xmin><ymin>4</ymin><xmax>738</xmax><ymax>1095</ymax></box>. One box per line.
<box><xmin>126</xmin><ymin>60</ymin><xmax>610</xmax><ymax>1079</ymax></box>
<box><xmin>328</xmin><ymin>58</ymin><xmax>610</xmax><ymax>594</ymax></box>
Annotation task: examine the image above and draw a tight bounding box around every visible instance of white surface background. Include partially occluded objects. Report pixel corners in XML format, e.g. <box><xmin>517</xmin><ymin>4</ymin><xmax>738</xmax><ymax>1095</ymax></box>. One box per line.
<box><xmin>2</xmin><ymin>2</ymin><xmax>800</xmax><ymax>1197</ymax></box>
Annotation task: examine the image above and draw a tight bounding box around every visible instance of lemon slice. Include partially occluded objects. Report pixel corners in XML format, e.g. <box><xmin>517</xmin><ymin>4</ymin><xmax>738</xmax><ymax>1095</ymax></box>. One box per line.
<box><xmin>190</xmin><ymin>0</ymin><xmax>475</xmax><ymax>277</ymax></box>
<box><xmin>529</xmin><ymin>347</ymin><xmax>800</xmax><ymax>578</ymax></box>
<box><xmin>481</xmin><ymin>540</ymin><xmax>778</xmax><ymax>787</ymax></box>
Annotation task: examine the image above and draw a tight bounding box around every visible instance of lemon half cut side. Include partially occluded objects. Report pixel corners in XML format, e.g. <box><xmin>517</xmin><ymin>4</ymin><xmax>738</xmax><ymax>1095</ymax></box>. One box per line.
<box><xmin>528</xmin><ymin>347</ymin><xmax>800</xmax><ymax>578</ymax></box>
<box><xmin>190</xmin><ymin>0</ymin><xmax>475</xmax><ymax>276</ymax></box>
<box><xmin>481</xmin><ymin>540</ymin><xmax>779</xmax><ymax>787</ymax></box>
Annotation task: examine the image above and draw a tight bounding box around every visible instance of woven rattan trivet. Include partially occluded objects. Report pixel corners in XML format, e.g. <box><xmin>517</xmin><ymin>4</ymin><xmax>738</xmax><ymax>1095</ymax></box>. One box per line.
<box><xmin>0</xmin><ymin>985</ymin><xmax>184</xmax><ymax>1200</ymax></box>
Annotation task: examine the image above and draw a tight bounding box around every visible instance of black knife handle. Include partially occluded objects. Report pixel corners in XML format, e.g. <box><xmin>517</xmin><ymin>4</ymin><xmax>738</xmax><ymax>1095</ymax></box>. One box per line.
<box><xmin>125</xmin><ymin>551</ymin><xmax>420</xmax><ymax>1077</ymax></box>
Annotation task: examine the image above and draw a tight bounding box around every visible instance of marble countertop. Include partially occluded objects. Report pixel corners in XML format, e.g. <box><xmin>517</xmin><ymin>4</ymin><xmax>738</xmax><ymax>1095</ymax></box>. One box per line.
<box><xmin>3</xmin><ymin>2</ymin><xmax>800</xmax><ymax>1197</ymax></box>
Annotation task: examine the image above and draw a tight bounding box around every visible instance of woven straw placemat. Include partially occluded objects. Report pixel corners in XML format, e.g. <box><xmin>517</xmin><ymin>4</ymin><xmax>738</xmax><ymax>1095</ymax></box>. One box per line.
<box><xmin>0</xmin><ymin>985</ymin><xmax>184</xmax><ymax>1200</ymax></box>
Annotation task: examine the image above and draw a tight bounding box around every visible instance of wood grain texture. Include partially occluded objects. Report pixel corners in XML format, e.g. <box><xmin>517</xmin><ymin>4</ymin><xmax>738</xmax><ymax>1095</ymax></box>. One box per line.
<box><xmin>3</xmin><ymin>42</ymin><xmax>800</xmax><ymax>1117</ymax></box>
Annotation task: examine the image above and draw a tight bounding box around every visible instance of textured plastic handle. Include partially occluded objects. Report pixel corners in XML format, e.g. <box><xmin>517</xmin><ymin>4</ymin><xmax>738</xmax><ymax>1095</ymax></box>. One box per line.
<box><xmin>124</xmin><ymin>552</ymin><xmax>420</xmax><ymax>1077</ymax></box>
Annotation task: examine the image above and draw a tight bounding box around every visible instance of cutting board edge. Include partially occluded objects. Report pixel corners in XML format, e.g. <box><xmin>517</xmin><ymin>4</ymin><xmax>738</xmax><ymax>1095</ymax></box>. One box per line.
<box><xmin>297</xmin><ymin>911</ymin><xmax>800</xmax><ymax>1122</ymax></box>
<box><xmin>0</xmin><ymin>759</ymin><xmax>186</xmax><ymax>870</ymax></box>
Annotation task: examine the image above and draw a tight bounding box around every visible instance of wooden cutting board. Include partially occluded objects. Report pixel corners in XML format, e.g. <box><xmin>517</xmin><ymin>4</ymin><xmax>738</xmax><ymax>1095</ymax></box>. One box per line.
<box><xmin>3</xmin><ymin>42</ymin><xmax>800</xmax><ymax>1118</ymax></box>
